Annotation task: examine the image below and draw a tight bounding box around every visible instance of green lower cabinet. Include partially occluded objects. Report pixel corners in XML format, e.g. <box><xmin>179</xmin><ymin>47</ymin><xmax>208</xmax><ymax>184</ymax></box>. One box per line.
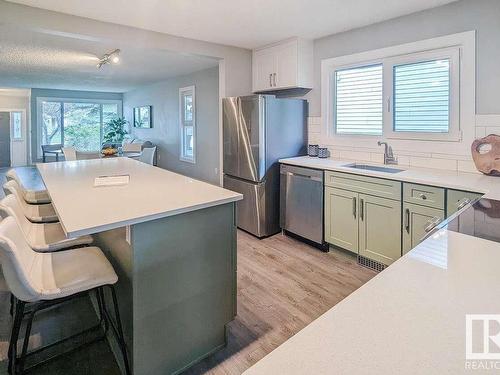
<box><xmin>325</xmin><ymin>186</ymin><xmax>359</xmax><ymax>253</ymax></box>
<box><xmin>359</xmin><ymin>194</ymin><xmax>402</xmax><ymax>266</ymax></box>
<box><xmin>323</xmin><ymin>175</ymin><xmax>482</xmax><ymax>265</ymax></box>
<box><xmin>402</xmin><ymin>202</ymin><xmax>444</xmax><ymax>254</ymax></box>
<box><xmin>446</xmin><ymin>189</ymin><xmax>482</xmax><ymax>217</ymax></box>
<box><xmin>325</xmin><ymin>186</ymin><xmax>402</xmax><ymax>265</ymax></box>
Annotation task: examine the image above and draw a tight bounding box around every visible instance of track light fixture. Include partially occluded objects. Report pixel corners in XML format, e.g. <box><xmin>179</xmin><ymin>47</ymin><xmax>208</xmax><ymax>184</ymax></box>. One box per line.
<box><xmin>97</xmin><ymin>49</ymin><xmax>121</xmax><ymax>68</ymax></box>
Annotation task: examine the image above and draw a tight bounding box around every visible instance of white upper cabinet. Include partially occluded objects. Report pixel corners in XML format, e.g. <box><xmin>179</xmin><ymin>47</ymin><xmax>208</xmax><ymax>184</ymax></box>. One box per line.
<box><xmin>252</xmin><ymin>38</ymin><xmax>313</xmax><ymax>92</ymax></box>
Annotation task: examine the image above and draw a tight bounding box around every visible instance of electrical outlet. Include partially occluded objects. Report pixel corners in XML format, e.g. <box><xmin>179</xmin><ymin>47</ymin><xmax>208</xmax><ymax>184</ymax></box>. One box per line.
<box><xmin>214</xmin><ymin>167</ymin><xmax>218</xmax><ymax>175</ymax></box>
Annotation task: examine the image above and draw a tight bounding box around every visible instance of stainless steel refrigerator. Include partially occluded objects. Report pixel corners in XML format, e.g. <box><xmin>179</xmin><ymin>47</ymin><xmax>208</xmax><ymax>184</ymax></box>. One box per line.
<box><xmin>223</xmin><ymin>95</ymin><xmax>307</xmax><ymax>238</ymax></box>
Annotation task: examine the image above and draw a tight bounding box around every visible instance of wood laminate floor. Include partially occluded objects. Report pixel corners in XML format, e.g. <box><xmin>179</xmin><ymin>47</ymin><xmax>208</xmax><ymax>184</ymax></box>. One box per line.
<box><xmin>184</xmin><ymin>231</ymin><xmax>375</xmax><ymax>375</ymax></box>
<box><xmin>0</xmin><ymin>168</ymin><xmax>375</xmax><ymax>375</ymax></box>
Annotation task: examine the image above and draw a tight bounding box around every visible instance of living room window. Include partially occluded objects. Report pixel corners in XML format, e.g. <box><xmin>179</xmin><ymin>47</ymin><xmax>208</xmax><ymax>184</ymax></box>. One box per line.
<box><xmin>37</xmin><ymin>98</ymin><xmax>122</xmax><ymax>157</ymax></box>
<box><xmin>179</xmin><ymin>86</ymin><xmax>196</xmax><ymax>163</ymax></box>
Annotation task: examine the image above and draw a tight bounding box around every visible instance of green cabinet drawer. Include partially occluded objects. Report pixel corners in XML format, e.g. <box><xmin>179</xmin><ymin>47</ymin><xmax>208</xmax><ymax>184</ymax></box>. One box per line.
<box><xmin>325</xmin><ymin>171</ymin><xmax>401</xmax><ymax>201</ymax></box>
<box><xmin>446</xmin><ymin>189</ymin><xmax>483</xmax><ymax>217</ymax></box>
<box><xmin>403</xmin><ymin>183</ymin><xmax>445</xmax><ymax>209</ymax></box>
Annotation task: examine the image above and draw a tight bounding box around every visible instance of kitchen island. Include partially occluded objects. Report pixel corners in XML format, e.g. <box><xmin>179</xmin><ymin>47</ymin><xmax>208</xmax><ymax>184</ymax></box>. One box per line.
<box><xmin>37</xmin><ymin>157</ymin><xmax>242</xmax><ymax>375</ymax></box>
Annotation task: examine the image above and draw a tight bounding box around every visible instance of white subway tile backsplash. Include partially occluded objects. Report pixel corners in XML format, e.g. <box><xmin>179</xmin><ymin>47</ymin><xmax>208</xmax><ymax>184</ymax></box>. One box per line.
<box><xmin>485</xmin><ymin>127</ymin><xmax>500</xmax><ymax>136</ymax></box>
<box><xmin>309</xmin><ymin>133</ymin><xmax>320</xmax><ymax>144</ymax></box>
<box><xmin>430</xmin><ymin>153</ymin><xmax>472</xmax><ymax>161</ymax></box>
<box><xmin>305</xmin><ymin>114</ymin><xmax>498</xmax><ymax>173</ymax></box>
<box><xmin>370</xmin><ymin>153</ymin><xmax>384</xmax><ymax>164</ymax></box>
<box><xmin>310</xmin><ymin>116</ymin><xmax>321</xmax><ymax>125</ymax></box>
<box><xmin>476</xmin><ymin>115</ymin><xmax>500</xmax><ymax>127</ymax></box>
<box><xmin>328</xmin><ymin>148</ymin><xmax>341</xmax><ymax>158</ymax></box>
<box><xmin>391</xmin><ymin>149</ymin><xmax>432</xmax><ymax>158</ymax></box>
<box><xmin>339</xmin><ymin>150</ymin><xmax>371</xmax><ymax>162</ymax></box>
<box><xmin>409</xmin><ymin>156</ymin><xmax>457</xmax><ymax>171</ymax></box>
<box><xmin>457</xmin><ymin>160</ymin><xmax>481</xmax><ymax>174</ymax></box>
<box><xmin>475</xmin><ymin>126</ymin><xmax>486</xmax><ymax>139</ymax></box>
<box><xmin>396</xmin><ymin>155</ymin><xmax>410</xmax><ymax>166</ymax></box>
<box><xmin>308</xmin><ymin>124</ymin><xmax>321</xmax><ymax>134</ymax></box>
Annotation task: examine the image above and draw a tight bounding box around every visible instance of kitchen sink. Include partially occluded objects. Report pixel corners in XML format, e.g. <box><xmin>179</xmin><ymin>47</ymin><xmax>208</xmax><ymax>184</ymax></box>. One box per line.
<box><xmin>343</xmin><ymin>163</ymin><xmax>404</xmax><ymax>174</ymax></box>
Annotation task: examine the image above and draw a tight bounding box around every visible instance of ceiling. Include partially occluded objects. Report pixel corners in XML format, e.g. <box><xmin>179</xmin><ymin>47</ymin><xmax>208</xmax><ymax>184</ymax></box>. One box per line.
<box><xmin>8</xmin><ymin>0</ymin><xmax>458</xmax><ymax>49</ymax></box>
<box><xmin>0</xmin><ymin>25</ymin><xmax>219</xmax><ymax>92</ymax></box>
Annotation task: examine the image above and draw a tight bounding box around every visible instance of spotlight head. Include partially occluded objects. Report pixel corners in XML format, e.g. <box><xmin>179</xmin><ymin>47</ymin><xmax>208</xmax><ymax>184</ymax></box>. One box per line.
<box><xmin>96</xmin><ymin>48</ymin><xmax>121</xmax><ymax>68</ymax></box>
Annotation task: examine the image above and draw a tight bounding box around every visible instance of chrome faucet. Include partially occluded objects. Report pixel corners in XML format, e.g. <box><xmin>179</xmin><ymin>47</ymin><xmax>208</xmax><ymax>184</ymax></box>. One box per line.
<box><xmin>378</xmin><ymin>141</ymin><xmax>398</xmax><ymax>165</ymax></box>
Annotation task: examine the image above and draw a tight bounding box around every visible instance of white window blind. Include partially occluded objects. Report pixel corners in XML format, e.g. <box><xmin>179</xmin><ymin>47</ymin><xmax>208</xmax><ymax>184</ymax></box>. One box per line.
<box><xmin>335</xmin><ymin>64</ymin><xmax>383</xmax><ymax>135</ymax></box>
<box><xmin>393</xmin><ymin>59</ymin><xmax>450</xmax><ymax>133</ymax></box>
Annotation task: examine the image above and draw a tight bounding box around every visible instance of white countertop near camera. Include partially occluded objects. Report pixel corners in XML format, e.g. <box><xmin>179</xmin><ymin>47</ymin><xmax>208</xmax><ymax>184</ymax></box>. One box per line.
<box><xmin>279</xmin><ymin>156</ymin><xmax>500</xmax><ymax>200</ymax></box>
<box><xmin>244</xmin><ymin>228</ymin><xmax>500</xmax><ymax>375</ymax></box>
<box><xmin>37</xmin><ymin>157</ymin><xmax>242</xmax><ymax>237</ymax></box>
<box><xmin>242</xmin><ymin>156</ymin><xmax>500</xmax><ymax>375</ymax></box>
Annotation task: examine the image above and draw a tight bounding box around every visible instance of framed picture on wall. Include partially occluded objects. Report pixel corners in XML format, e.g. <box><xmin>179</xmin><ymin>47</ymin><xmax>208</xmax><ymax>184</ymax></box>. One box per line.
<box><xmin>133</xmin><ymin>106</ymin><xmax>152</xmax><ymax>128</ymax></box>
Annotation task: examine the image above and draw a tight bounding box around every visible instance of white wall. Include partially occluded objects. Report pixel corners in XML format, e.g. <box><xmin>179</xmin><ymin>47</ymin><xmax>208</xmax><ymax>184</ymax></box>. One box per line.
<box><xmin>306</xmin><ymin>0</ymin><xmax>500</xmax><ymax>173</ymax></box>
<box><xmin>0</xmin><ymin>91</ymin><xmax>30</xmax><ymax>166</ymax></box>
<box><xmin>123</xmin><ymin>67</ymin><xmax>220</xmax><ymax>185</ymax></box>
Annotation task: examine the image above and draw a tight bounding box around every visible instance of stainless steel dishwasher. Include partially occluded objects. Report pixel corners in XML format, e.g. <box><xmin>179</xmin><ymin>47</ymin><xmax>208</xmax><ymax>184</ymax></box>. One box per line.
<box><xmin>280</xmin><ymin>164</ymin><xmax>326</xmax><ymax>250</ymax></box>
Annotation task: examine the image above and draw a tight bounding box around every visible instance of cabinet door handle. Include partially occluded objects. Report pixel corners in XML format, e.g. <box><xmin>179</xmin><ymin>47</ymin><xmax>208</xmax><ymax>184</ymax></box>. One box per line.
<box><xmin>360</xmin><ymin>198</ymin><xmax>364</xmax><ymax>221</ymax></box>
<box><xmin>269</xmin><ymin>74</ymin><xmax>273</xmax><ymax>87</ymax></box>
<box><xmin>457</xmin><ymin>198</ymin><xmax>471</xmax><ymax>211</ymax></box>
<box><xmin>352</xmin><ymin>197</ymin><xmax>357</xmax><ymax>218</ymax></box>
<box><xmin>424</xmin><ymin>216</ymin><xmax>442</xmax><ymax>233</ymax></box>
<box><xmin>405</xmin><ymin>208</ymin><xmax>410</xmax><ymax>233</ymax></box>
<box><xmin>273</xmin><ymin>73</ymin><xmax>277</xmax><ymax>87</ymax></box>
<box><xmin>419</xmin><ymin>193</ymin><xmax>427</xmax><ymax>200</ymax></box>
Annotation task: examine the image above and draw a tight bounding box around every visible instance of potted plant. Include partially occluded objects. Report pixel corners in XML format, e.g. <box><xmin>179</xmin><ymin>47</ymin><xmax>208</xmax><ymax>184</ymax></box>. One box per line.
<box><xmin>103</xmin><ymin>118</ymin><xmax>128</xmax><ymax>149</ymax></box>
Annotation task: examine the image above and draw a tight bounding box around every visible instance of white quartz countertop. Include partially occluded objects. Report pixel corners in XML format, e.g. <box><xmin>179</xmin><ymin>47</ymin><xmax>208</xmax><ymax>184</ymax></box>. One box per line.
<box><xmin>37</xmin><ymin>158</ymin><xmax>242</xmax><ymax>237</ymax></box>
<box><xmin>280</xmin><ymin>156</ymin><xmax>500</xmax><ymax>200</ymax></box>
<box><xmin>244</xmin><ymin>228</ymin><xmax>500</xmax><ymax>375</ymax></box>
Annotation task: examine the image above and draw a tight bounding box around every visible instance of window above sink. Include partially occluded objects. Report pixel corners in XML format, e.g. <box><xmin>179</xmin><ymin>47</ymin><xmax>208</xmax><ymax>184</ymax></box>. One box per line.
<box><xmin>319</xmin><ymin>31</ymin><xmax>476</xmax><ymax>157</ymax></box>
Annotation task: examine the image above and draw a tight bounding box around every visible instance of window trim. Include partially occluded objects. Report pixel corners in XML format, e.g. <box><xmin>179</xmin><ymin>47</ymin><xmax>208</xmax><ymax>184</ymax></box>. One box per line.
<box><xmin>320</xmin><ymin>31</ymin><xmax>475</xmax><ymax>156</ymax></box>
<box><xmin>36</xmin><ymin>97</ymin><xmax>122</xmax><ymax>158</ymax></box>
<box><xmin>179</xmin><ymin>85</ymin><xmax>196</xmax><ymax>164</ymax></box>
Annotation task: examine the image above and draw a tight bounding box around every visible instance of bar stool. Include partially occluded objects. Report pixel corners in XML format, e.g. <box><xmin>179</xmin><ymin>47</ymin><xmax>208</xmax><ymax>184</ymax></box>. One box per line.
<box><xmin>5</xmin><ymin>169</ymin><xmax>51</xmax><ymax>205</ymax></box>
<box><xmin>0</xmin><ymin>216</ymin><xmax>131</xmax><ymax>375</ymax></box>
<box><xmin>3</xmin><ymin>181</ymin><xmax>58</xmax><ymax>223</ymax></box>
<box><xmin>0</xmin><ymin>195</ymin><xmax>93</xmax><ymax>252</ymax></box>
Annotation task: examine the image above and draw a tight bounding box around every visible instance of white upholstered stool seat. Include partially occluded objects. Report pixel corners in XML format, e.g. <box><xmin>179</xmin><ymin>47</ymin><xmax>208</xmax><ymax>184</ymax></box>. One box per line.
<box><xmin>3</xmin><ymin>181</ymin><xmax>58</xmax><ymax>223</ymax></box>
<box><xmin>6</xmin><ymin>169</ymin><xmax>51</xmax><ymax>204</ymax></box>
<box><xmin>0</xmin><ymin>216</ymin><xmax>117</xmax><ymax>302</ymax></box>
<box><xmin>0</xmin><ymin>216</ymin><xmax>130</xmax><ymax>375</ymax></box>
<box><xmin>0</xmin><ymin>195</ymin><xmax>93</xmax><ymax>252</ymax></box>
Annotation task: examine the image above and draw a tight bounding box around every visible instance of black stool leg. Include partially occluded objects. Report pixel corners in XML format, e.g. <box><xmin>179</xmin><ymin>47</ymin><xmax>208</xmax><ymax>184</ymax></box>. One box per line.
<box><xmin>108</xmin><ymin>286</ymin><xmax>131</xmax><ymax>375</ymax></box>
<box><xmin>8</xmin><ymin>300</ymin><xmax>25</xmax><ymax>375</ymax></box>
<box><xmin>17</xmin><ymin>307</ymin><xmax>37</xmax><ymax>374</ymax></box>
<box><xmin>97</xmin><ymin>289</ymin><xmax>109</xmax><ymax>334</ymax></box>
<box><xmin>9</xmin><ymin>293</ymin><xmax>14</xmax><ymax>317</ymax></box>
